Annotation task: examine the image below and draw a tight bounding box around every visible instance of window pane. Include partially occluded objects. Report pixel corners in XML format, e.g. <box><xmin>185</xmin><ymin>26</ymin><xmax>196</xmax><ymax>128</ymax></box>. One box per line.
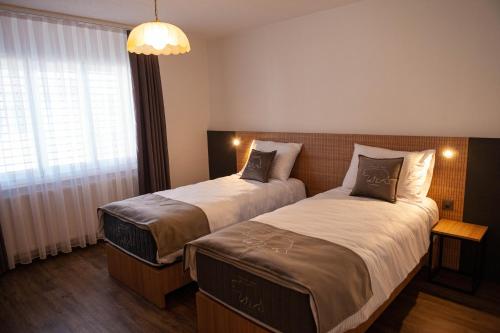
<box><xmin>0</xmin><ymin>58</ymin><xmax>38</xmax><ymax>173</ymax></box>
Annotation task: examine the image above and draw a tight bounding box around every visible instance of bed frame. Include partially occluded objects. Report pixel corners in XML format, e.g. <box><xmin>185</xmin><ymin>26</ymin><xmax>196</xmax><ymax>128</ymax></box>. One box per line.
<box><xmin>196</xmin><ymin>258</ymin><xmax>424</xmax><ymax>333</ymax></box>
<box><xmin>106</xmin><ymin>244</ymin><xmax>191</xmax><ymax>308</ymax></box>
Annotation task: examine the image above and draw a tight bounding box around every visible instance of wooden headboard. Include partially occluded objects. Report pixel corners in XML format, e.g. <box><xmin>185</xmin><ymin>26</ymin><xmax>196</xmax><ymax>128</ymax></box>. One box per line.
<box><xmin>235</xmin><ymin>132</ymin><xmax>468</xmax><ymax>221</ymax></box>
<box><xmin>208</xmin><ymin>131</ymin><xmax>499</xmax><ymax>279</ymax></box>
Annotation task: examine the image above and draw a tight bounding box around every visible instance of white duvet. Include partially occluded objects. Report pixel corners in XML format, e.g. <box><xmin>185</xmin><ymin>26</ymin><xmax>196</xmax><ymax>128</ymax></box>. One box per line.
<box><xmin>252</xmin><ymin>187</ymin><xmax>438</xmax><ymax>333</ymax></box>
<box><xmin>155</xmin><ymin>174</ymin><xmax>306</xmax><ymax>263</ymax></box>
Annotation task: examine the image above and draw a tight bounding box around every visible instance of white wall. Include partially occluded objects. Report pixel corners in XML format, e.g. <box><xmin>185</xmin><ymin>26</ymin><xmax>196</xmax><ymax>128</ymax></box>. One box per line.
<box><xmin>208</xmin><ymin>0</ymin><xmax>500</xmax><ymax>138</ymax></box>
<box><xmin>159</xmin><ymin>0</ymin><xmax>500</xmax><ymax>186</ymax></box>
<box><xmin>159</xmin><ymin>35</ymin><xmax>211</xmax><ymax>188</ymax></box>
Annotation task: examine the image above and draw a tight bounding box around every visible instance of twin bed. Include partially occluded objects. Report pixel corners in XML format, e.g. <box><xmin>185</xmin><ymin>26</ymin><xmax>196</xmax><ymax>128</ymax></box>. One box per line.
<box><xmin>101</xmin><ymin>174</ymin><xmax>305</xmax><ymax>266</ymax></box>
<box><xmin>186</xmin><ymin>187</ymin><xmax>439</xmax><ymax>333</ymax></box>
<box><xmin>99</xmin><ymin>140</ymin><xmax>306</xmax><ymax>307</ymax></box>
<box><xmin>99</xmin><ymin>133</ymin><xmax>464</xmax><ymax>333</ymax></box>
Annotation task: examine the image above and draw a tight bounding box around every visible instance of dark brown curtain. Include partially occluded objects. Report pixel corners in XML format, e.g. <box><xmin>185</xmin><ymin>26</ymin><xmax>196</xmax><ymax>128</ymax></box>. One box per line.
<box><xmin>129</xmin><ymin>52</ymin><xmax>171</xmax><ymax>194</ymax></box>
<box><xmin>0</xmin><ymin>226</ymin><xmax>8</xmax><ymax>274</ymax></box>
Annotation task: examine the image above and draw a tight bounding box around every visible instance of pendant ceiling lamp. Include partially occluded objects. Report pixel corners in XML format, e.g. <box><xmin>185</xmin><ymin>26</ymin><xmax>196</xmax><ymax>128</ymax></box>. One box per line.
<box><xmin>127</xmin><ymin>0</ymin><xmax>190</xmax><ymax>55</ymax></box>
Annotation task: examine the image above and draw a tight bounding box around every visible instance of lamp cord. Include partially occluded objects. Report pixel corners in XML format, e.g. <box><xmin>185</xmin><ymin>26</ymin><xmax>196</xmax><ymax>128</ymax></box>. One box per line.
<box><xmin>154</xmin><ymin>0</ymin><xmax>158</xmax><ymax>21</ymax></box>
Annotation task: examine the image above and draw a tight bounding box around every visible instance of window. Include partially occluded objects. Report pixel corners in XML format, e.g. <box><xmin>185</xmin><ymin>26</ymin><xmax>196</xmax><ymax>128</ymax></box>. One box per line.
<box><xmin>0</xmin><ymin>12</ymin><xmax>137</xmax><ymax>188</ymax></box>
<box><xmin>0</xmin><ymin>11</ymin><xmax>138</xmax><ymax>268</ymax></box>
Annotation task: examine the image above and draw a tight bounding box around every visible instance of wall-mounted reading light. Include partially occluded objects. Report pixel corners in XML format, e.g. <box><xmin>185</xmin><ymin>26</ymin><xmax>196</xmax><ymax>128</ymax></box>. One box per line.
<box><xmin>232</xmin><ymin>138</ymin><xmax>241</xmax><ymax>147</ymax></box>
<box><xmin>442</xmin><ymin>149</ymin><xmax>455</xmax><ymax>159</ymax></box>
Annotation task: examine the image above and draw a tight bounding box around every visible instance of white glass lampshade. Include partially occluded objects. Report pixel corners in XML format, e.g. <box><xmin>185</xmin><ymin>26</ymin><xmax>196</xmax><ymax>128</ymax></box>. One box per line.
<box><xmin>127</xmin><ymin>21</ymin><xmax>190</xmax><ymax>55</ymax></box>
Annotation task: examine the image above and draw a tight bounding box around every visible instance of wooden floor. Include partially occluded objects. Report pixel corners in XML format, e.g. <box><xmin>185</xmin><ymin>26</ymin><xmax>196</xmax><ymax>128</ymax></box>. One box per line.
<box><xmin>1</xmin><ymin>243</ymin><xmax>499</xmax><ymax>333</ymax></box>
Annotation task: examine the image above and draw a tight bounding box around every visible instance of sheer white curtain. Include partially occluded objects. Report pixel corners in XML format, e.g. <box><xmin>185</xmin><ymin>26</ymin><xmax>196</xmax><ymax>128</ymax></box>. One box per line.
<box><xmin>0</xmin><ymin>11</ymin><xmax>138</xmax><ymax>268</ymax></box>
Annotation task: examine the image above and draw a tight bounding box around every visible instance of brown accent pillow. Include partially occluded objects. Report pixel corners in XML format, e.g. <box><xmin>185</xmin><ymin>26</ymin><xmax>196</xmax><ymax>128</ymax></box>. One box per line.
<box><xmin>240</xmin><ymin>149</ymin><xmax>277</xmax><ymax>183</ymax></box>
<box><xmin>350</xmin><ymin>155</ymin><xmax>404</xmax><ymax>203</ymax></box>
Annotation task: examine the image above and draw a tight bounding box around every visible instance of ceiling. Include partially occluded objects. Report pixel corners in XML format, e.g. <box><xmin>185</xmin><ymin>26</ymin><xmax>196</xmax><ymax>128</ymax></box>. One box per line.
<box><xmin>1</xmin><ymin>0</ymin><xmax>361</xmax><ymax>38</ymax></box>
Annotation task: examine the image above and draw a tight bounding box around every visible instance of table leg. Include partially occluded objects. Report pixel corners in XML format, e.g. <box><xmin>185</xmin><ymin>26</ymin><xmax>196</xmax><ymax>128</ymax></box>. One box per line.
<box><xmin>428</xmin><ymin>233</ymin><xmax>435</xmax><ymax>281</ymax></box>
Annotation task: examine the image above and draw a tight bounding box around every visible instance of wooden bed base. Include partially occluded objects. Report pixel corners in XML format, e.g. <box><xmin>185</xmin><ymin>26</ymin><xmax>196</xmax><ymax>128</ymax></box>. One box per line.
<box><xmin>106</xmin><ymin>244</ymin><xmax>191</xmax><ymax>308</ymax></box>
<box><xmin>196</xmin><ymin>258</ymin><xmax>424</xmax><ymax>333</ymax></box>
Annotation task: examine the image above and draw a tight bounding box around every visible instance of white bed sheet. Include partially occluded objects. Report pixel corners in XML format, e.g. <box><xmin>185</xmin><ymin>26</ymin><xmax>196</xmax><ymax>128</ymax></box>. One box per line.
<box><xmin>252</xmin><ymin>187</ymin><xmax>438</xmax><ymax>333</ymax></box>
<box><xmin>155</xmin><ymin>174</ymin><xmax>306</xmax><ymax>263</ymax></box>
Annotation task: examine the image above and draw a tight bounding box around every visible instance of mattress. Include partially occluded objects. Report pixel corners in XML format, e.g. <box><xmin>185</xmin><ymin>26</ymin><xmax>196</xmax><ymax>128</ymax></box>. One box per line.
<box><xmin>103</xmin><ymin>213</ymin><xmax>161</xmax><ymax>265</ymax></box>
<box><xmin>103</xmin><ymin>174</ymin><xmax>306</xmax><ymax>266</ymax></box>
<box><xmin>193</xmin><ymin>187</ymin><xmax>439</xmax><ymax>333</ymax></box>
<box><xmin>197</xmin><ymin>250</ymin><xmax>316</xmax><ymax>333</ymax></box>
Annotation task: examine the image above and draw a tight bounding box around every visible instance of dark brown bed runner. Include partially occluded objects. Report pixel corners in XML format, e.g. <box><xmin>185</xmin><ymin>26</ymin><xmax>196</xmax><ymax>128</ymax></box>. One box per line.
<box><xmin>98</xmin><ymin>194</ymin><xmax>210</xmax><ymax>259</ymax></box>
<box><xmin>184</xmin><ymin>221</ymin><xmax>373</xmax><ymax>333</ymax></box>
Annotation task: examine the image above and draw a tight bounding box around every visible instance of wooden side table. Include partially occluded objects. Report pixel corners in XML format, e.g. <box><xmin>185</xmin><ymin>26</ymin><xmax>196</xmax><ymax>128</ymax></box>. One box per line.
<box><xmin>428</xmin><ymin>219</ymin><xmax>488</xmax><ymax>293</ymax></box>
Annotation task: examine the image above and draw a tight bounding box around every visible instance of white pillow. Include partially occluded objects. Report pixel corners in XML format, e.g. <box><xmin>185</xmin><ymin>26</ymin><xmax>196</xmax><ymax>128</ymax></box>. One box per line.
<box><xmin>242</xmin><ymin>140</ymin><xmax>302</xmax><ymax>181</ymax></box>
<box><xmin>420</xmin><ymin>152</ymin><xmax>436</xmax><ymax>197</ymax></box>
<box><xmin>342</xmin><ymin>144</ymin><xmax>435</xmax><ymax>201</ymax></box>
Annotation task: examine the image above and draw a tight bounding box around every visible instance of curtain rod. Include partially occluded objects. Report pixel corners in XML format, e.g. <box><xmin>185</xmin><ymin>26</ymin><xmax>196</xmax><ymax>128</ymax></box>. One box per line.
<box><xmin>0</xmin><ymin>3</ymin><xmax>134</xmax><ymax>30</ymax></box>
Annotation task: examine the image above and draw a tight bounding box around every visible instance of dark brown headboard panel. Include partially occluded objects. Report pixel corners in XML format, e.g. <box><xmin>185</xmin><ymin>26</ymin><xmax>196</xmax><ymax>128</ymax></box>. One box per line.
<box><xmin>207</xmin><ymin>131</ymin><xmax>237</xmax><ymax>179</ymax></box>
<box><xmin>235</xmin><ymin>132</ymin><xmax>468</xmax><ymax>221</ymax></box>
<box><xmin>463</xmin><ymin>138</ymin><xmax>500</xmax><ymax>279</ymax></box>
